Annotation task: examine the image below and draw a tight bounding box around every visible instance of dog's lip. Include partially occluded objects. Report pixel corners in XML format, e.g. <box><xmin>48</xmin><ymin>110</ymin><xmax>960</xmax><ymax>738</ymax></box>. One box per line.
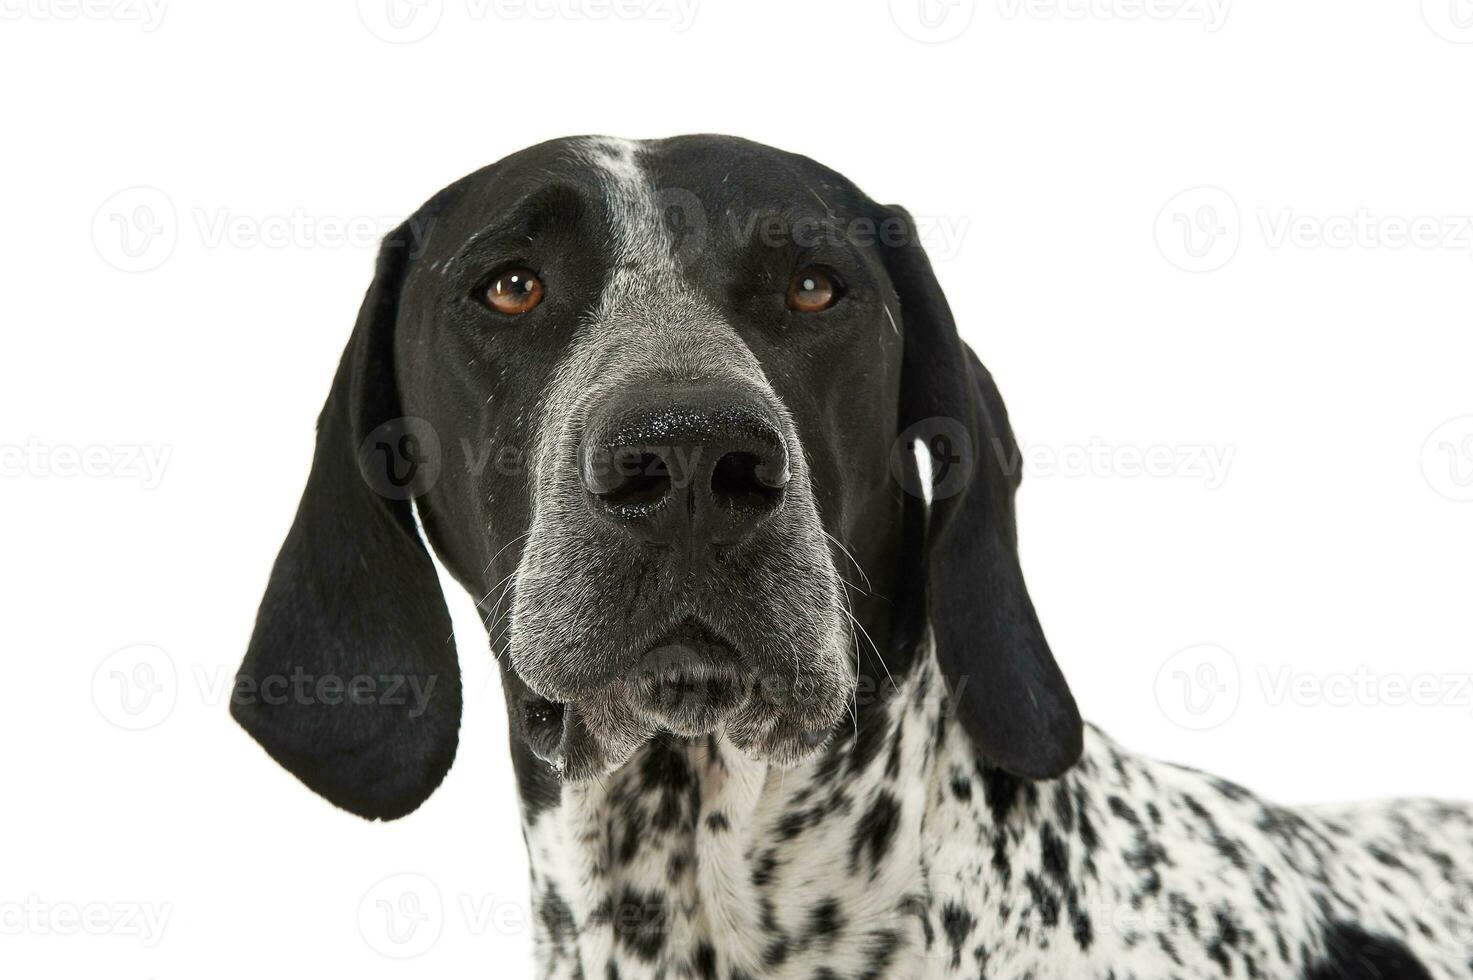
<box><xmin>634</xmin><ymin>619</ymin><xmax>743</xmax><ymax>677</ymax></box>
<box><xmin>626</xmin><ymin>618</ymin><xmax>749</xmax><ymax>729</ymax></box>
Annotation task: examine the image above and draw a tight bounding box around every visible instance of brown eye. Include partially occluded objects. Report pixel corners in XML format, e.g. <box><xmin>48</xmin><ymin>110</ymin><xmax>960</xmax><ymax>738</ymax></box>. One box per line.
<box><xmin>485</xmin><ymin>268</ymin><xmax>544</xmax><ymax>314</ymax></box>
<box><xmin>786</xmin><ymin>267</ymin><xmax>840</xmax><ymax>313</ymax></box>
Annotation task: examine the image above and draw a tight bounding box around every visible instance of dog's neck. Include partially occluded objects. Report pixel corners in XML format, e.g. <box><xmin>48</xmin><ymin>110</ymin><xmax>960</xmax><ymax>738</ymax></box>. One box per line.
<box><xmin>518</xmin><ymin>646</ymin><xmax>1367</xmax><ymax>980</ymax></box>
<box><xmin>520</xmin><ymin>647</ymin><xmax>1027</xmax><ymax>979</ymax></box>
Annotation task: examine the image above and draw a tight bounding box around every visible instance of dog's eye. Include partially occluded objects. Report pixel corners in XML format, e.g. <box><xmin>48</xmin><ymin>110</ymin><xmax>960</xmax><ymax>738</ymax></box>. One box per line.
<box><xmin>786</xmin><ymin>267</ymin><xmax>841</xmax><ymax>313</ymax></box>
<box><xmin>484</xmin><ymin>268</ymin><xmax>544</xmax><ymax>315</ymax></box>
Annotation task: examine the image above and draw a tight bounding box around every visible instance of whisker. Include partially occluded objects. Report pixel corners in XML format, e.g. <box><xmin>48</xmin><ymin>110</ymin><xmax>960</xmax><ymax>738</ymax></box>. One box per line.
<box><xmin>484</xmin><ymin>580</ymin><xmax>519</xmax><ymax>636</ymax></box>
<box><xmin>488</xmin><ymin>606</ymin><xmax>518</xmax><ymax>651</ymax></box>
<box><xmin>476</xmin><ymin>565</ymin><xmax>521</xmax><ymax>610</ymax></box>
<box><xmin>841</xmin><ymin>605</ymin><xmax>893</xmax><ymax>690</ymax></box>
<box><xmin>479</xmin><ymin>529</ymin><xmax>533</xmax><ymax>581</ymax></box>
<box><xmin>822</xmin><ymin>530</ymin><xmax>872</xmax><ymax>594</ymax></box>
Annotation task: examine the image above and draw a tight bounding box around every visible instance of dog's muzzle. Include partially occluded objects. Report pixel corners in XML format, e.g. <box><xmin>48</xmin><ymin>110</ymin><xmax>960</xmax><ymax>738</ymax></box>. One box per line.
<box><xmin>511</xmin><ymin>378</ymin><xmax>853</xmax><ymax>780</ymax></box>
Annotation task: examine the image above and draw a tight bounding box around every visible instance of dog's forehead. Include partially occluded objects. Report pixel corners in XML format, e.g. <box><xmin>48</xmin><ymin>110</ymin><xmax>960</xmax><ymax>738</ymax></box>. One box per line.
<box><xmin>637</xmin><ymin>134</ymin><xmax>867</xmax><ymax>210</ymax></box>
<box><xmin>429</xmin><ymin>134</ymin><xmax>869</xmax><ymax>255</ymax></box>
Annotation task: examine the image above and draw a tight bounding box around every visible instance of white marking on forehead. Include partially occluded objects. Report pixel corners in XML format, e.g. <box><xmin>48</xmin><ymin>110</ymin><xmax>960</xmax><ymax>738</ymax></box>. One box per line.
<box><xmin>572</xmin><ymin>136</ymin><xmax>680</xmax><ymax>312</ymax></box>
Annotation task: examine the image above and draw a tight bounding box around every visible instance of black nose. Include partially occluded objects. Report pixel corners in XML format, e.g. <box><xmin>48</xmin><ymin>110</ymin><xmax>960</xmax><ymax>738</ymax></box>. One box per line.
<box><xmin>580</xmin><ymin>383</ymin><xmax>790</xmax><ymax>546</ymax></box>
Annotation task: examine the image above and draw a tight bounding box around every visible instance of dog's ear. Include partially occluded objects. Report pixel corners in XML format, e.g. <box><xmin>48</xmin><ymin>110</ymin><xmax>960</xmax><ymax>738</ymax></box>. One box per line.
<box><xmin>231</xmin><ymin>220</ymin><xmax>460</xmax><ymax>821</ymax></box>
<box><xmin>881</xmin><ymin>207</ymin><xmax>1082</xmax><ymax>780</ymax></box>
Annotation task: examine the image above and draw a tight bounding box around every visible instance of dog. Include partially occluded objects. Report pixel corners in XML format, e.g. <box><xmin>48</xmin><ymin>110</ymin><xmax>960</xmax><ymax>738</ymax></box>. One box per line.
<box><xmin>232</xmin><ymin>135</ymin><xmax>1473</xmax><ymax>979</ymax></box>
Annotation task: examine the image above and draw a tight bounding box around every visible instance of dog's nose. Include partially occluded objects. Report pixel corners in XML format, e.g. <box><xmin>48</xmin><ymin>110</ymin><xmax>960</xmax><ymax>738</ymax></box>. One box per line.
<box><xmin>580</xmin><ymin>383</ymin><xmax>790</xmax><ymax>546</ymax></box>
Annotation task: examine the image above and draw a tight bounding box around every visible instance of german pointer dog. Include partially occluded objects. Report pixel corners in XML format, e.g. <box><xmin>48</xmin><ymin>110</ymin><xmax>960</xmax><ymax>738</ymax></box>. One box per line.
<box><xmin>232</xmin><ymin>135</ymin><xmax>1473</xmax><ymax>979</ymax></box>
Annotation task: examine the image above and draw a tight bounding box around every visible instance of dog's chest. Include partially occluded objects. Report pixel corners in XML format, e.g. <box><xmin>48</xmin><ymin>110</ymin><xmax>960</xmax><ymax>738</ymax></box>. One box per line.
<box><xmin>519</xmin><ymin>657</ymin><xmax>1473</xmax><ymax>980</ymax></box>
<box><xmin>521</xmin><ymin>686</ymin><xmax>954</xmax><ymax>980</ymax></box>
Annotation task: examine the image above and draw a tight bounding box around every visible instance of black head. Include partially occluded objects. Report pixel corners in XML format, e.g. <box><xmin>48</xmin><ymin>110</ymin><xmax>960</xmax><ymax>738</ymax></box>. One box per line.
<box><xmin>231</xmin><ymin>135</ymin><xmax>1082</xmax><ymax>820</ymax></box>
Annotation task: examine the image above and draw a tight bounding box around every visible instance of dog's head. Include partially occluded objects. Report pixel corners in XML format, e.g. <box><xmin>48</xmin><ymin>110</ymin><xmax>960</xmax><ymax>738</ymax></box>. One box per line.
<box><xmin>232</xmin><ymin>135</ymin><xmax>1081</xmax><ymax>820</ymax></box>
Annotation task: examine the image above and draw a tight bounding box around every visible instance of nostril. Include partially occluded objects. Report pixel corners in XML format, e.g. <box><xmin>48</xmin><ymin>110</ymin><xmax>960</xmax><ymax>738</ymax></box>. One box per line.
<box><xmin>598</xmin><ymin>450</ymin><xmax>671</xmax><ymax>512</ymax></box>
<box><xmin>580</xmin><ymin>387</ymin><xmax>791</xmax><ymax>542</ymax></box>
<box><xmin>712</xmin><ymin>451</ymin><xmax>785</xmax><ymax>512</ymax></box>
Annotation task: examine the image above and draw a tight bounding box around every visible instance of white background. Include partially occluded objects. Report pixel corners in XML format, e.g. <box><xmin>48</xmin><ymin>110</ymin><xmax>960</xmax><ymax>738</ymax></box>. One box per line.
<box><xmin>3</xmin><ymin>1</ymin><xmax>1472</xmax><ymax>976</ymax></box>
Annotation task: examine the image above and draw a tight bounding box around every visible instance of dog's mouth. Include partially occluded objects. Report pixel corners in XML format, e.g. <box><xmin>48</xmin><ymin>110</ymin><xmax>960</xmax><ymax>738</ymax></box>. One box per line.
<box><xmin>626</xmin><ymin>619</ymin><xmax>749</xmax><ymax>735</ymax></box>
<box><xmin>517</xmin><ymin>613</ymin><xmax>851</xmax><ymax>780</ymax></box>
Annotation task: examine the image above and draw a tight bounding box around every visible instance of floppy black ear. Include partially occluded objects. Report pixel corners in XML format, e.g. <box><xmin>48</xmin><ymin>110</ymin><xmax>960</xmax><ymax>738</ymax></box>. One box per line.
<box><xmin>231</xmin><ymin>222</ymin><xmax>460</xmax><ymax>820</ymax></box>
<box><xmin>882</xmin><ymin>207</ymin><xmax>1082</xmax><ymax>780</ymax></box>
